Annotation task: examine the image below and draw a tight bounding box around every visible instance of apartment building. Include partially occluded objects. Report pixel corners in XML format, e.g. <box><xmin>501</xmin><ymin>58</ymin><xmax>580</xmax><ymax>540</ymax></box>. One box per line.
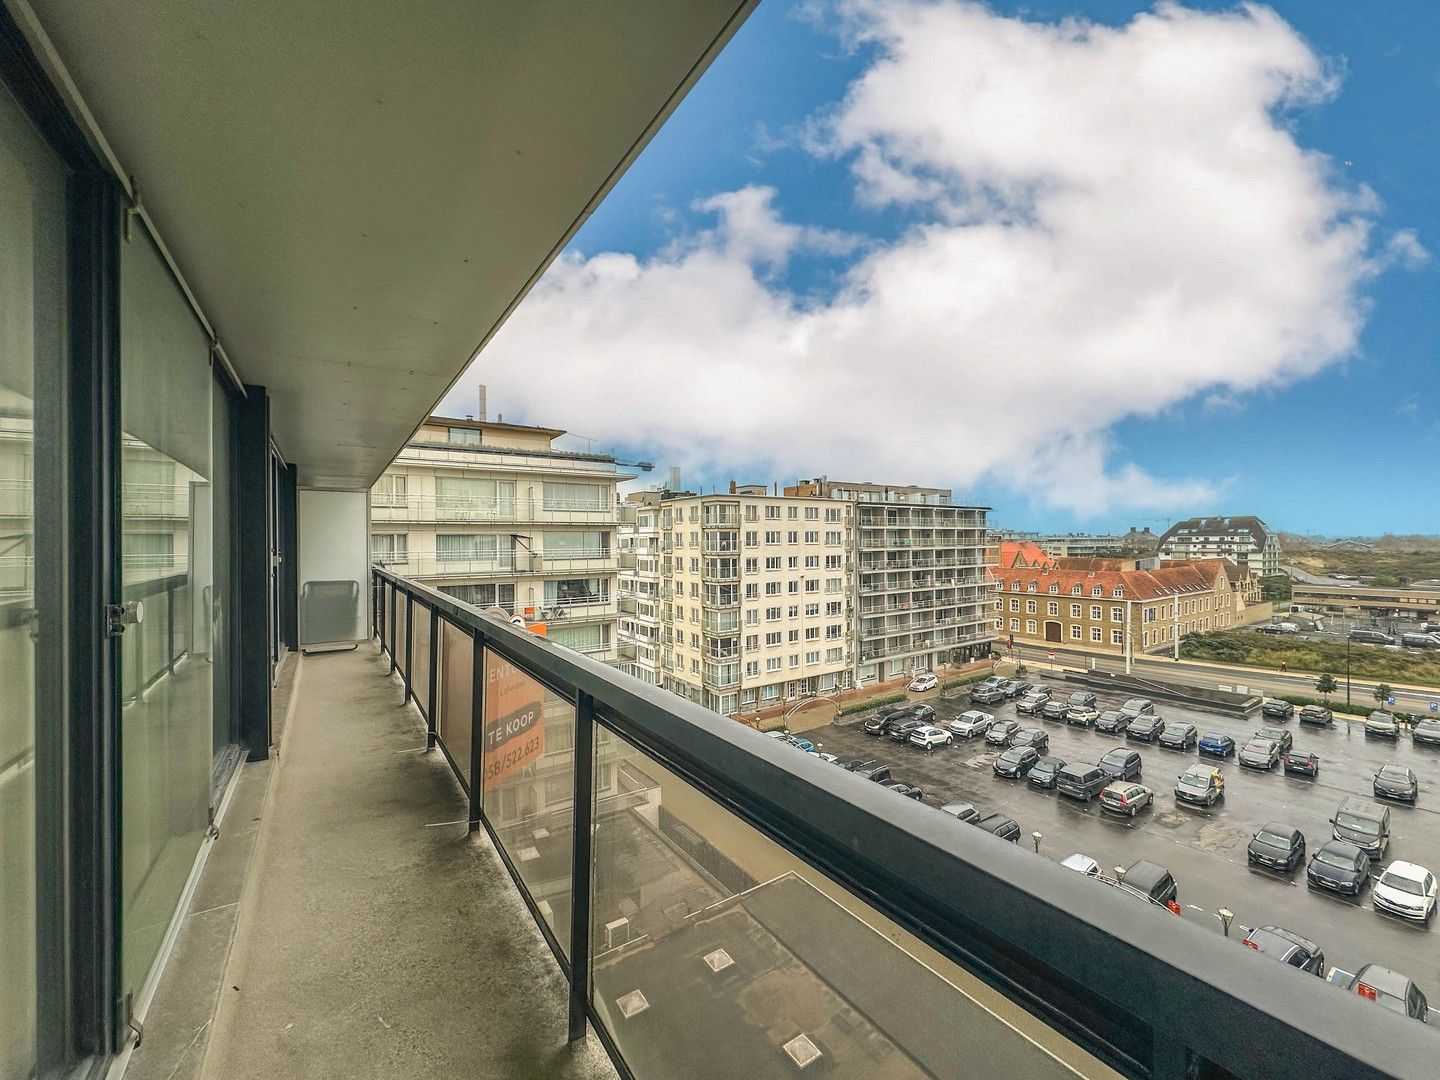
<box><xmin>616</xmin><ymin>491</ymin><xmax>665</xmax><ymax>684</ymax></box>
<box><xmin>1159</xmin><ymin>515</ymin><xmax>1280</xmax><ymax>577</ymax></box>
<box><xmin>787</xmin><ymin>478</ymin><xmax>995</xmax><ymax>684</ymax></box>
<box><xmin>991</xmin><ymin>558</ymin><xmax>1239</xmax><ymax>658</ymax></box>
<box><xmin>370</xmin><ymin>415</ymin><xmax>629</xmax><ymax>661</ymax></box>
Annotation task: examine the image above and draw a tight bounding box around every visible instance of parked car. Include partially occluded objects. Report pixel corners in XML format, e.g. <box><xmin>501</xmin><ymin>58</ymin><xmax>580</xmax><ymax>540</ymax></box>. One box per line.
<box><xmin>1060</xmin><ymin>853</ymin><xmax>1101</xmax><ymax>876</ymax></box>
<box><xmin>1350</xmin><ymin>629</ymin><xmax>1397</xmax><ymax>646</ymax></box>
<box><xmin>939</xmin><ymin>802</ymin><xmax>978</xmax><ymax>822</ymax></box>
<box><xmin>1241</xmin><ymin>926</ymin><xmax>1326</xmax><ymax>976</ymax></box>
<box><xmin>1412</xmin><ymin>719</ymin><xmax>1440</xmax><ymax>746</ymax></box>
<box><xmin>1066</xmin><ymin>691</ymin><xmax>1098</xmax><ymax>711</ymax></box>
<box><xmin>907</xmin><ymin>672</ymin><xmax>939</xmax><ymax>693</ymax></box>
<box><xmin>1157</xmin><ymin>722</ymin><xmax>1198</xmax><ymax>751</ymax></box>
<box><xmin>815</xmin><ymin>752</ymin><xmax>839</xmax><ymax>764</ymax></box>
<box><xmin>1257</xmin><ymin>727</ymin><xmax>1293</xmax><ymax>754</ymax></box>
<box><xmin>863</xmin><ymin>708</ymin><xmax>907</xmax><ymax>736</ymax></box>
<box><xmin>1331</xmin><ymin>797</ymin><xmax>1390</xmax><ymax>858</ymax></box>
<box><xmin>1066</xmin><ymin>704</ymin><xmax>1100</xmax><ymax>728</ymax></box>
<box><xmin>1095</xmin><ymin>709</ymin><xmax>1130</xmax><ymax>734</ymax></box>
<box><xmin>985</xmin><ymin>718</ymin><xmax>1021</xmax><ymax>746</ymax></box>
<box><xmin>1175</xmin><ymin>764</ymin><xmax>1225</xmax><ymax>806</ymax></box>
<box><xmin>1027</xmin><ymin>756</ymin><xmax>1067</xmax><ymax>790</ymax></box>
<box><xmin>1262</xmin><ymin>698</ymin><xmax>1296</xmax><ymax>720</ymax></box>
<box><xmin>889</xmin><ymin>718</ymin><xmax>928</xmax><ymax>743</ymax></box>
<box><xmin>1098</xmin><ymin>747</ymin><xmax>1143</xmax><ymax>781</ymax></box>
<box><xmin>993</xmin><ymin>746</ymin><xmax>1040</xmax><ymax>778</ymax></box>
<box><xmin>1248</xmin><ymin>823</ymin><xmax>1306</xmax><ymax>872</ymax></box>
<box><xmin>1118</xmin><ymin>859</ymin><xmax>1179</xmax><ymax>908</ymax></box>
<box><xmin>1283</xmin><ymin>750</ymin><xmax>1320</xmax><ymax>778</ymax></box>
<box><xmin>1307</xmin><ymin>840</ymin><xmax>1371</xmax><ymax>895</ymax></box>
<box><xmin>948</xmin><ymin>710</ymin><xmax>995</xmax><ymax>739</ymax></box>
<box><xmin>908</xmin><ymin>703</ymin><xmax>936</xmax><ymax>724</ymax></box>
<box><xmin>1041</xmin><ymin>700</ymin><xmax>1070</xmax><ymax>722</ymax></box>
<box><xmin>1197</xmin><ymin>731</ymin><xmax>1235</xmax><ymax>758</ymax></box>
<box><xmin>787</xmin><ymin>736</ymin><xmax>815</xmax><ymax>752</ymax></box>
<box><xmin>1401</xmin><ymin>633</ymin><xmax>1438</xmax><ymax>650</ymax></box>
<box><xmin>1015</xmin><ymin>692</ymin><xmax>1049</xmax><ymax>716</ymax></box>
<box><xmin>1366</xmin><ymin>711</ymin><xmax>1399</xmax><ymax>739</ymax></box>
<box><xmin>1003</xmin><ymin>679</ymin><xmax>1031</xmax><ymax>700</ymax></box>
<box><xmin>835</xmin><ymin>757</ymin><xmax>874</xmax><ymax>772</ymax></box>
<box><xmin>1374</xmin><ymin>763</ymin><xmax>1419</xmax><ymax>803</ymax></box>
<box><xmin>1238</xmin><ymin>737</ymin><xmax>1281</xmax><ymax>771</ymax></box>
<box><xmin>908</xmin><ymin>724</ymin><xmax>954</xmax><ymax>751</ymax></box>
<box><xmin>1373</xmin><ymin>861</ymin><xmax>1438</xmax><ymax>922</ymax></box>
<box><xmin>970</xmin><ymin>684</ymin><xmax>1008</xmax><ymax>705</ymax></box>
<box><xmin>1119</xmin><ymin>698</ymin><xmax>1154</xmax><ymax>720</ymax></box>
<box><xmin>971</xmin><ymin>812</ymin><xmax>1022</xmax><ymax>842</ymax></box>
<box><xmin>880</xmin><ymin>780</ymin><xmax>925</xmax><ymax>800</ymax></box>
<box><xmin>1056</xmin><ymin>763</ymin><xmax>1110</xmax><ymax>801</ymax></box>
<box><xmin>1343</xmin><ymin>965</ymin><xmax>1430</xmax><ymax>1022</ymax></box>
<box><xmin>1123</xmin><ymin>716</ymin><xmax>1165</xmax><ymax>746</ymax></box>
<box><xmin>1100</xmin><ymin>781</ymin><xmax>1153</xmax><ymax>817</ymax></box>
<box><xmin>1299</xmin><ymin>704</ymin><xmax>1334</xmax><ymax>726</ymax></box>
<box><xmin>1011</xmin><ymin>728</ymin><xmax>1049</xmax><ymax>754</ymax></box>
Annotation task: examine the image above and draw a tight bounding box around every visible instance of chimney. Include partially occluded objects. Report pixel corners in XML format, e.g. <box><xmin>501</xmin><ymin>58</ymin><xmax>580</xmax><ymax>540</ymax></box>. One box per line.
<box><xmin>729</xmin><ymin>480</ymin><xmax>737</xmax><ymax>494</ymax></box>
<box><xmin>477</xmin><ymin>384</ymin><xmax>487</xmax><ymax>422</ymax></box>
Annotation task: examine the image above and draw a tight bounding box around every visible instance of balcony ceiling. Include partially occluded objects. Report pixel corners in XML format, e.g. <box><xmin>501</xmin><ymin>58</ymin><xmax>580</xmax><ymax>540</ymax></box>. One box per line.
<box><xmin>26</xmin><ymin>0</ymin><xmax>754</xmax><ymax>487</ymax></box>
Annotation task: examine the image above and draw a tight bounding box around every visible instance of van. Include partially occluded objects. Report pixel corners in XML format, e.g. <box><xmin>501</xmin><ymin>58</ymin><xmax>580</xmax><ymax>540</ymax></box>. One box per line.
<box><xmin>1331</xmin><ymin>797</ymin><xmax>1390</xmax><ymax>859</ymax></box>
<box><xmin>1401</xmin><ymin>633</ymin><xmax>1438</xmax><ymax>649</ymax></box>
<box><xmin>1056</xmin><ymin>763</ymin><xmax>1109</xmax><ymax>801</ymax></box>
<box><xmin>1350</xmin><ymin>629</ymin><xmax>1396</xmax><ymax>646</ymax></box>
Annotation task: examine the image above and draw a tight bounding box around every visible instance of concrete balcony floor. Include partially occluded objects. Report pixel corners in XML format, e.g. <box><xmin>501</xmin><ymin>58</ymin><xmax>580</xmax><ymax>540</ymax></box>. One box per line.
<box><xmin>125</xmin><ymin>646</ymin><xmax>616</xmax><ymax>1080</ymax></box>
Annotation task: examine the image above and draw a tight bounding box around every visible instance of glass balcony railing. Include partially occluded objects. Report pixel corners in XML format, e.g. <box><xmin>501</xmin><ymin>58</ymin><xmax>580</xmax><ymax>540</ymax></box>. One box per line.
<box><xmin>372</xmin><ymin>565</ymin><xmax>1429</xmax><ymax>1080</ymax></box>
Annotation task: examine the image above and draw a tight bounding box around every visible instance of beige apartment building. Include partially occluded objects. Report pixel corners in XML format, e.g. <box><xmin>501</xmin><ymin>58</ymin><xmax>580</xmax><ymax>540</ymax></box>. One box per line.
<box><xmin>370</xmin><ymin>415</ymin><xmax>629</xmax><ymax>662</ymax></box>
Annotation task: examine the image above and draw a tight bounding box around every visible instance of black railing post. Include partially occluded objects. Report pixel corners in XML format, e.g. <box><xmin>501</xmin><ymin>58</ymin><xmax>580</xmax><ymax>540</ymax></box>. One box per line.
<box><xmin>468</xmin><ymin>630</ymin><xmax>484</xmax><ymax>833</ymax></box>
<box><xmin>567</xmin><ymin>691</ymin><xmax>596</xmax><ymax>1042</ymax></box>
<box><xmin>388</xmin><ymin>583</ymin><xmax>397</xmax><ymax>673</ymax></box>
<box><xmin>426</xmin><ymin>606</ymin><xmax>439</xmax><ymax>748</ymax></box>
<box><xmin>404</xmin><ymin>593</ymin><xmax>414</xmax><ymax>699</ymax></box>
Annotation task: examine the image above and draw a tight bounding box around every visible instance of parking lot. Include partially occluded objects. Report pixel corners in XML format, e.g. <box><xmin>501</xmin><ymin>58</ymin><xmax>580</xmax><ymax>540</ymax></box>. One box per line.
<box><xmin>811</xmin><ymin>683</ymin><xmax>1440</xmax><ymax>992</ymax></box>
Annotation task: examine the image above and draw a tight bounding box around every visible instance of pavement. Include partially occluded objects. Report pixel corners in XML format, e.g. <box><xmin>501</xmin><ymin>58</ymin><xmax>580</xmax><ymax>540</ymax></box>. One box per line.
<box><xmin>809</xmin><ymin>683</ymin><xmax>1440</xmax><ymax>995</ymax></box>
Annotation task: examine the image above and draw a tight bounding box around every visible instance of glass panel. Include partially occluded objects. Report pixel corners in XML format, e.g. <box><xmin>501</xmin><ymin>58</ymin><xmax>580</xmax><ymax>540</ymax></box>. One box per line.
<box><xmin>395</xmin><ymin>595</ymin><xmax>408</xmax><ymax>678</ymax></box>
<box><xmin>0</xmin><ymin>77</ymin><xmax>66</xmax><ymax>1080</ymax></box>
<box><xmin>120</xmin><ymin>223</ymin><xmax>214</xmax><ymax>998</ymax></box>
<box><xmin>210</xmin><ymin>378</ymin><xmax>233</xmax><ymax>757</ymax></box>
<box><xmin>481</xmin><ymin>647</ymin><xmax>573</xmax><ymax>954</ymax></box>
<box><xmin>590</xmin><ymin>731</ymin><xmax>1116</xmax><ymax>1079</ymax></box>
<box><xmin>437</xmin><ymin>620</ymin><xmax>473</xmax><ymax>786</ymax></box>
<box><xmin>412</xmin><ymin>604</ymin><xmax>432</xmax><ymax>718</ymax></box>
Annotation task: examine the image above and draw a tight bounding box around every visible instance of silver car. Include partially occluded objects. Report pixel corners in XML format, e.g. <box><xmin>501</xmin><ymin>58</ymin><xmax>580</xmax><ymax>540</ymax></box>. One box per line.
<box><xmin>947</xmin><ymin>710</ymin><xmax>995</xmax><ymax>739</ymax></box>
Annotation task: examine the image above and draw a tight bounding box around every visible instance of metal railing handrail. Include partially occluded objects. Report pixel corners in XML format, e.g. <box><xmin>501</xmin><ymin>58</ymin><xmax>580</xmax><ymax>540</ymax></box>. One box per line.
<box><xmin>371</xmin><ymin>565</ymin><xmax>1426</xmax><ymax>1080</ymax></box>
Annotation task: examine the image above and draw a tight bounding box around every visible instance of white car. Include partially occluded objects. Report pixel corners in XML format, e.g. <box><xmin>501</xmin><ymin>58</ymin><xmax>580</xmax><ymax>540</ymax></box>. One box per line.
<box><xmin>908</xmin><ymin>672</ymin><xmax>939</xmax><ymax>693</ymax></box>
<box><xmin>947</xmin><ymin>710</ymin><xmax>995</xmax><ymax>739</ymax></box>
<box><xmin>909</xmin><ymin>724</ymin><xmax>953</xmax><ymax>750</ymax></box>
<box><xmin>1061</xmin><ymin>854</ymin><xmax>1101</xmax><ymax>876</ymax></box>
<box><xmin>1373</xmin><ymin>861</ymin><xmax>1438</xmax><ymax>922</ymax></box>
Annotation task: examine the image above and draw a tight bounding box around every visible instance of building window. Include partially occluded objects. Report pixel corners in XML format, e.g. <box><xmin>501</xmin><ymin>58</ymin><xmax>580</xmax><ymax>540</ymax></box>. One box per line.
<box><xmin>764</xmin><ymin>531</ymin><xmax>780</xmax><ymax>544</ymax></box>
<box><xmin>1027</xmin><ymin>582</ymin><xmax>1037</xmax><ymax>593</ymax></box>
<box><xmin>1070</xmin><ymin>624</ymin><xmax>1081</xmax><ymax>640</ymax></box>
<box><xmin>1026</xmin><ymin>620</ymin><xmax>1037</xmax><ymax>634</ymax></box>
<box><xmin>766</xmin><ymin>657</ymin><xmax>782</xmax><ymax>672</ymax></box>
<box><xmin>1113</xmin><ymin>587</ymin><xmax>1124</xmax><ymax>598</ymax></box>
<box><xmin>447</xmin><ymin>426</ymin><xmax>481</xmax><ymax>445</ymax></box>
<box><xmin>804</xmin><ymin>530</ymin><xmax>819</xmax><ymax>543</ymax></box>
<box><xmin>765</xmin><ymin>505</ymin><xmax>780</xmax><ymax>519</ymax></box>
<box><xmin>1091</xmin><ymin>627</ymin><xmax>1102</xmax><ymax>642</ymax></box>
<box><xmin>542</xmin><ymin>481</ymin><xmax>607</xmax><ymax>510</ymax></box>
<box><xmin>1112</xmin><ymin>629</ymin><xmax>1124</xmax><ymax>645</ymax></box>
<box><xmin>1091</xmin><ymin>586</ymin><xmax>1103</xmax><ymax>597</ymax></box>
<box><xmin>1111</xmin><ymin>606</ymin><xmax>1122</xmax><ymax>622</ymax></box>
<box><xmin>1070</xmin><ymin>604</ymin><xmax>1081</xmax><ymax>618</ymax></box>
<box><xmin>1009</xmin><ymin>619</ymin><xmax>1020</xmax><ymax>632</ymax></box>
<box><xmin>1071</xmin><ymin>585</ymin><xmax>1082</xmax><ymax>595</ymax></box>
<box><xmin>1048</xmin><ymin>583</ymin><xmax>1059</xmax><ymax>594</ymax></box>
<box><xmin>1047</xmin><ymin>602</ymin><xmax>1058</xmax><ymax>616</ymax></box>
<box><xmin>374</xmin><ymin>472</ymin><xmax>408</xmax><ymax>506</ymax></box>
<box><xmin>372</xmin><ymin>533</ymin><xmax>408</xmax><ymax>564</ymax></box>
<box><xmin>1090</xmin><ymin>605</ymin><xmax>1102</xmax><ymax>620</ymax></box>
<box><xmin>1009</xmin><ymin>598</ymin><xmax>1020</xmax><ymax>612</ymax></box>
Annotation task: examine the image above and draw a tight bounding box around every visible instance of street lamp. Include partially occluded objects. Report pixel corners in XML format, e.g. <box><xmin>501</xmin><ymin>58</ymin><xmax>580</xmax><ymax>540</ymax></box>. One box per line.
<box><xmin>1217</xmin><ymin>908</ymin><xmax>1235</xmax><ymax>937</ymax></box>
<box><xmin>1031</xmin><ymin>831</ymin><xmax>1042</xmax><ymax>854</ymax></box>
<box><xmin>1345</xmin><ymin>634</ymin><xmax>1352</xmax><ymax>709</ymax></box>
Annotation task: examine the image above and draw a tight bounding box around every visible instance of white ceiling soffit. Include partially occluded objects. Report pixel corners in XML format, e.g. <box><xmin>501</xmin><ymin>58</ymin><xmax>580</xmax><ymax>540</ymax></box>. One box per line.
<box><xmin>25</xmin><ymin>0</ymin><xmax>756</xmax><ymax>488</ymax></box>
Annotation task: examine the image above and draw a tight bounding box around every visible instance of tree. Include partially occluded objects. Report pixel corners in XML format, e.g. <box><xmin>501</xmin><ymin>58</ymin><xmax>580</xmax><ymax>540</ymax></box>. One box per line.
<box><xmin>1315</xmin><ymin>673</ymin><xmax>1337</xmax><ymax>704</ymax></box>
<box><xmin>1373</xmin><ymin>682</ymin><xmax>1393</xmax><ymax>710</ymax></box>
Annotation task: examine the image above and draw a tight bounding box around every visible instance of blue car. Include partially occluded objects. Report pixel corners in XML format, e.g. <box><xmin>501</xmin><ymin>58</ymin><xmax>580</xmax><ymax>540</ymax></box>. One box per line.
<box><xmin>788</xmin><ymin>736</ymin><xmax>816</xmax><ymax>753</ymax></box>
<box><xmin>1198</xmin><ymin>732</ymin><xmax>1235</xmax><ymax>758</ymax></box>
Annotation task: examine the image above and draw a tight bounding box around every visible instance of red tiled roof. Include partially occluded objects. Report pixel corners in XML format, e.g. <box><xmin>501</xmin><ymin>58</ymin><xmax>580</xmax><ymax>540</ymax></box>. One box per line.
<box><xmin>996</xmin><ymin>541</ymin><xmax>1054</xmax><ymax>570</ymax></box>
<box><xmin>988</xmin><ymin>560</ymin><xmax>1225</xmax><ymax>600</ymax></box>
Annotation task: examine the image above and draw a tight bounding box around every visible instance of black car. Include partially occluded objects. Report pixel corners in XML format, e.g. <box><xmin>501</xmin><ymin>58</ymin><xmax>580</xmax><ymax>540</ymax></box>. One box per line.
<box><xmin>1413</xmin><ymin>719</ymin><xmax>1440</xmax><ymax>746</ymax></box>
<box><xmin>1119</xmin><ymin>698</ymin><xmax>1155</xmax><ymax>721</ymax></box>
<box><xmin>1157</xmin><ymin>722</ymin><xmax>1198</xmax><ymax>751</ymax></box>
<box><xmin>939</xmin><ymin>802</ymin><xmax>978</xmax><ymax>822</ymax></box>
<box><xmin>1248</xmin><ymin>823</ymin><xmax>1306</xmax><ymax>872</ymax></box>
<box><xmin>1238</xmin><ymin>737</ymin><xmax>1281</xmax><ymax>770</ymax></box>
<box><xmin>835</xmin><ymin>757</ymin><xmax>874</xmax><ymax>771</ymax></box>
<box><xmin>1373</xmin><ymin>764</ymin><xmax>1419</xmax><ymax>803</ymax></box>
<box><xmin>971</xmin><ymin>812</ymin><xmax>1021</xmax><ymax>843</ymax></box>
<box><xmin>1098</xmin><ymin>748</ymin><xmax>1142</xmax><ymax>781</ymax></box>
<box><xmin>880</xmin><ymin>780</ymin><xmax>924</xmax><ymax>800</ymax></box>
<box><xmin>985</xmin><ymin>719</ymin><xmax>1022</xmax><ymax>747</ymax></box>
<box><xmin>889</xmin><ymin>718</ymin><xmax>928</xmax><ymax>743</ymax></box>
<box><xmin>1283</xmin><ymin>750</ymin><xmax>1320</xmax><ymax>778</ymax></box>
<box><xmin>1118</xmin><ymin>859</ymin><xmax>1179</xmax><ymax>907</ymax></box>
<box><xmin>1299</xmin><ymin>705</ymin><xmax>1334</xmax><ymax>726</ymax></box>
<box><xmin>1241</xmin><ymin>926</ymin><xmax>1326</xmax><ymax>975</ymax></box>
<box><xmin>1307</xmin><ymin>840</ymin><xmax>1370</xmax><ymax>895</ymax></box>
<box><xmin>1011</xmin><ymin>728</ymin><xmax>1049</xmax><ymax>754</ymax></box>
<box><xmin>1126</xmin><ymin>715</ymin><xmax>1164</xmax><ymax>742</ymax></box>
<box><xmin>993</xmin><ymin>746</ymin><xmax>1040</xmax><ymax>778</ymax></box>
<box><xmin>1067</xmin><ymin>690</ymin><xmax>1098</xmax><ymax>709</ymax></box>
<box><xmin>1027</xmin><ymin>757</ymin><xmax>1067</xmax><ymax>790</ymax></box>
<box><xmin>863</xmin><ymin>708</ymin><xmax>906</xmax><ymax>736</ymax></box>
<box><xmin>1004</xmin><ymin>680</ymin><xmax>1032</xmax><ymax>700</ymax></box>
<box><xmin>853</xmin><ymin>763</ymin><xmax>893</xmax><ymax>784</ymax></box>
<box><xmin>908</xmin><ymin>703</ymin><xmax>936</xmax><ymax>724</ymax></box>
<box><xmin>1095</xmin><ymin>709</ymin><xmax>1130</xmax><ymax>734</ymax></box>
<box><xmin>1262</xmin><ymin>699</ymin><xmax>1296</xmax><ymax>720</ymax></box>
<box><xmin>1257</xmin><ymin>727</ymin><xmax>1293</xmax><ymax>755</ymax></box>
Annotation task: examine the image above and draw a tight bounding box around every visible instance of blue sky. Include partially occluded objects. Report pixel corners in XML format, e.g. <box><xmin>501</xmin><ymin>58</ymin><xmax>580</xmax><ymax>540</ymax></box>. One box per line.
<box><xmin>451</xmin><ymin>2</ymin><xmax>1438</xmax><ymax>537</ymax></box>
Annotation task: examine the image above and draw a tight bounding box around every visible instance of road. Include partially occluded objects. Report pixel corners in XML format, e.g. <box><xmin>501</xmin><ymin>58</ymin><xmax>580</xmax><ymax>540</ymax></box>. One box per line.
<box><xmin>1016</xmin><ymin>641</ymin><xmax>1440</xmax><ymax>713</ymax></box>
<box><xmin>811</xmin><ymin>685</ymin><xmax>1440</xmax><ymax>993</ymax></box>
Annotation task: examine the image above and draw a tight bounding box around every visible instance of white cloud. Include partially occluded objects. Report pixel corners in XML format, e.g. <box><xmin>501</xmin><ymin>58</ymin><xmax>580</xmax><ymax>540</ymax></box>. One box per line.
<box><xmin>445</xmin><ymin>0</ymin><xmax>1401</xmax><ymax>515</ymax></box>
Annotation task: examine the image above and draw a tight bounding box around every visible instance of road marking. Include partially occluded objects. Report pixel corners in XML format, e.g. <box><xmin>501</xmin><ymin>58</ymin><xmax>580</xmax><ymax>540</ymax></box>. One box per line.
<box><xmin>1186</xmin><ymin>904</ymin><xmax>1205</xmax><ymax>912</ymax></box>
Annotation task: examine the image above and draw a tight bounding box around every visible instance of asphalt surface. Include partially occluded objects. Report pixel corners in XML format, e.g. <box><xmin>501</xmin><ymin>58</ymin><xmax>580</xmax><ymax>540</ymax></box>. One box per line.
<box><xmin>812</xmin><ymin>685</ymin><xmax>1440</xmax><ymax>993</ymax></box>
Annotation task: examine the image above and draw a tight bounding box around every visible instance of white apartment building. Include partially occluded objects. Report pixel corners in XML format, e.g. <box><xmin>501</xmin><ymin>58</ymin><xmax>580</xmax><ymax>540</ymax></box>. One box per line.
<box><xmin>1157</xmin><ymin>516</ymin><xmax>1280</xmax><ymax>578</ymax></box>
<box><xmin>788</xmin><ymin>479</ymin><xmax>995</xmax><ymax>684</ymax></box>
<box><xmin>370</xmin><ymin>415</ymin><xmax>629</xmax><ymax>661</ymax></box>
<box><xmin>619</xmin><ymin>485</ymin><xmax>854</xmax><ymax>716</ymax></box>
<box><xmin>615</xmin><ymin>493</ymin><xmax>663</xmax><ymax>685</ymax></box>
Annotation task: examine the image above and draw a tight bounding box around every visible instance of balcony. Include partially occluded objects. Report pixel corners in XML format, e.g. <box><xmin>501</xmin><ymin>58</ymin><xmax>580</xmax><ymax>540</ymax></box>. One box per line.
<box><xmin>370</xmin><ymin>492</ymin><xmax>625</xmax><ymax>526</ymax></box>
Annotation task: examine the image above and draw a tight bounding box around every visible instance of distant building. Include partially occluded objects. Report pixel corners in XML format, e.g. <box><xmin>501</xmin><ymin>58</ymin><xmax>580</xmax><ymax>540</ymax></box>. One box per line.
<box><xmin>1293</xmin><ymin>581</ymin><xmax>1440</xmax><ymax>621</ymax></box>
<box><xmin>1157</xmin><ymin>516</ymin><xmax>1279</xmax><ymax>578</ymax></box>
<box><xmin>995</xmin><ymin>540</ymin><xmax>1055</xmax><ymax>570</ymax></box>
<box><xmin>992</xmin><ymin>527</ymin><xmax>1157</xmax><ymax>560</ymax></box>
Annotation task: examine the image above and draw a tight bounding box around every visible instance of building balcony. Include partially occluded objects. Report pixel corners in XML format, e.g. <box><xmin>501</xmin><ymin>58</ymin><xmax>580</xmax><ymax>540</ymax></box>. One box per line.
<box><xmin>370</xmin><ymin>493</ymin><xmax>624</xmax><ymax>525</ymax></box>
